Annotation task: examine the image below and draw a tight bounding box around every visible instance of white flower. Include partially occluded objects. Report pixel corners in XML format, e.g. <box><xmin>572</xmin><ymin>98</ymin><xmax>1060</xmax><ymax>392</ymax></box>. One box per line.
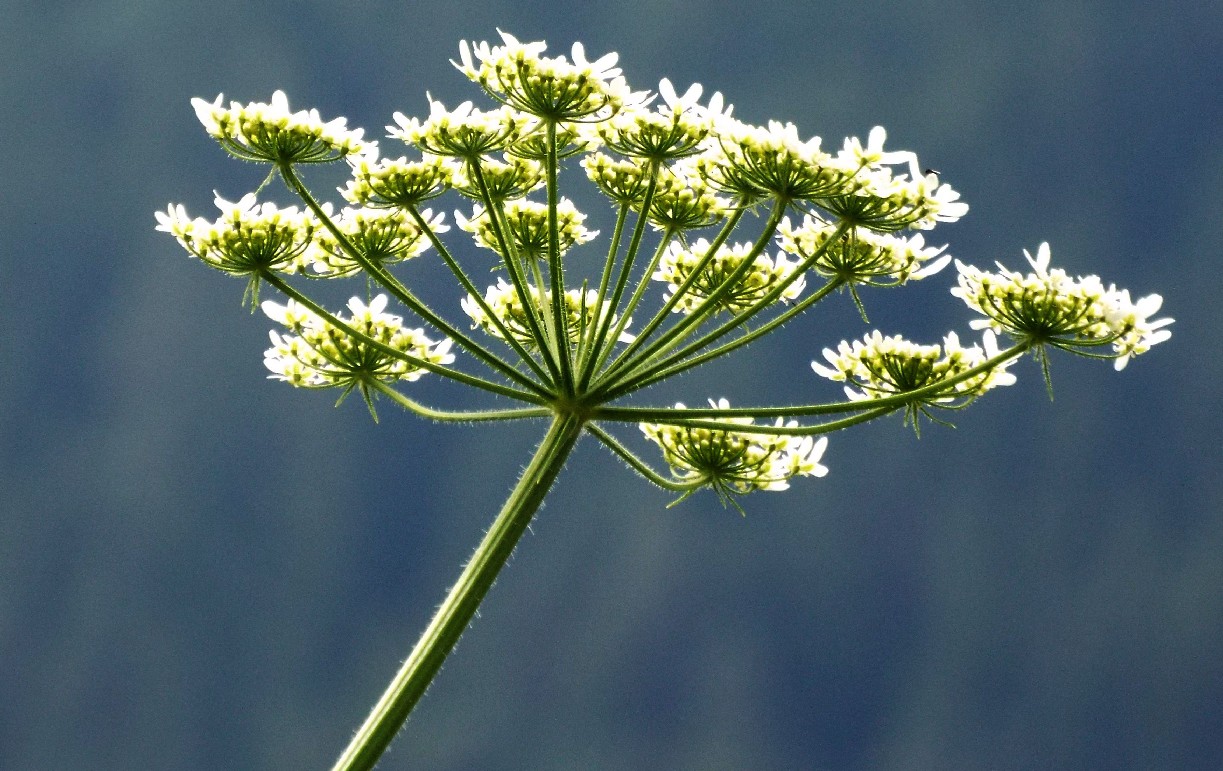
<box><xmin>454</xmin><ymin>30</ymin><xmax>643</xmax><ymax>121</ymax></box>
<box><xmin>462</xmin><ymin>279</ymin><xmax>633</xmax><ymax>348</ymax></box>
<box><xmin>952</xmin><ymin>242</ymin><xmax>1172</xmax><ymax>368</ymax></box>
<box><xmin>776</xmin><ymin>215</ymin><xmax>951</xmax><ymax>285</ymax></box>
<box><xmin>262</xmin><ymin>294</ymin><xmax>454</xmax><ymax>392</ymax></box>
<box><xmin>388</xmin><ymin>96</ymin><xmax>532</xmax><ymax>158</ymax></box>
<box><xmin>640</xmin><ymin>398</ymin><xmax>830</xmax><ymax>502</ymax></box>
<box><xmin>813</xmin><ymin>329</ymin><xmax>1017</xmax><ymax>404</ymax></box>
<box><xmin>654</xmin><ymin>239</ymin><xmax>806</xmax><ymax>314</ymax></box>
<box><xmin>190</xmin><ymin>91</ymin><xmax>369</xmax><ymax>164</ymax></box>
<box><xmin>156</xmin><ymin>193</ymin><xmax>318</xmax><ymax>278</ymax></box>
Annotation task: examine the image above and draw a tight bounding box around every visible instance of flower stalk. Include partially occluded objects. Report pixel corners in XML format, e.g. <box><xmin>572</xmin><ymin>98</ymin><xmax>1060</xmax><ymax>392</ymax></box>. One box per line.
<box><xmin>331</xmin><ymin>413</ymin><xmax>585</xmax><ymax>771</ymax></box>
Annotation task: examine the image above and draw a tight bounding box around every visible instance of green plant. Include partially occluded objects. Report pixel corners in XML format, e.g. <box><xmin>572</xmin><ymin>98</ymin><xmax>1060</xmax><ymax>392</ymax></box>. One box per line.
<box><xmin>157</xmin><ymin>31</ymin><xmax>1172</xmax><ymax>770</ymax></box>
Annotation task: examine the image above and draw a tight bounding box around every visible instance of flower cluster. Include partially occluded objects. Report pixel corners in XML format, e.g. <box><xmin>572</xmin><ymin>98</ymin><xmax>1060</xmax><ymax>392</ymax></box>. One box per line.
<box><xmin>776</xmin><ymin>215</ymin><xmax>951</xmax><ymax>286</ymax></box>
<box><xmin>581</xmin><ymin>152</ymin><xmax>652</xmax><ymax>205</ymax></box>
<box><xmin>453</xmin><ymin>155</ymin><xmax>544</xmax><ymax>202</ymax></box>
<box><xmin>262</xmin><ymin>295</ymin><xmax>454</xmax><ymax>400</ymax></box>
<box><xmin>701</xmin><ymin>118</ymin><xmax>849</xmax><ymax>203</ymax></box>
<box><xmin>456</xmin><ymin>198</ymin><xmax>596</xmax><ymax>261</ymax></box>
<box><xmin>952</xmin><ymin>243</ymin><xmax>1173</xmax><ymax>370</ymax></box>
<box><xmin>640</xmin><ymin>399</ymin><xmax>829</xmax><ymax>506</ymax></box>
<box><xmin>157</xmin><ymin>34</ymin><xmax>1180</xmax><ymax>771</ymax></box>
<box><xmin>310</xmin><ymin>208</ymin><xmax>443</xmax><ymax>277</ymax></box>
<box><xmin>639</xmin><ymin>165</ymin><xmax>729</xmax><ymax>232</ymax></box>
<box><xmin>454</xmin><ymin>29</ymin><xmax>639</xmax><ymax>121</ymax></box>
<box><xmin>155</xmin><ymin>193</ymin><xmax>317</xmax><ymax>283</ymax></box>
<box><xmin>191</xmin><ymin>90</ymin><xmax>369</xmax><ymax>164</ymax></box>
<box><xmin>461</xmin><ymin>279</ymin><xmax>632</xmax><ymax>348</ymax></box>
<box><xmin>595</xmin><ymin>79</ymin><xmax>722</xmax><ymax>161</ymax></box>
<box><xmin>653</xmin><ymin>239</ymin><xmax>806</xmax><ymax>315</ymax></box>
<box><xmin>160</xmin><ymin>31</ymin><xmax>1172</xmax><ymax>514</ymax></box>
<box><xmin>341</xmin><ymin>155</ymin><xmax>457</xmax><ymax>208</ymax></box>
<box><xmin>389</xmin><ymin>98</ymin><xmax>532</xmax><ymax>158</ymax></box>
<box><xmin>812</xmin><ymin>330</ymin><xmax>1017</xmax><ymax>403</ymax></box>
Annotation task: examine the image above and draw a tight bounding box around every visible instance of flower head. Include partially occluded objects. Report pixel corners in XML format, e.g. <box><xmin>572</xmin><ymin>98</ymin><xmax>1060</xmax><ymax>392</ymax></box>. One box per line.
<box><xmin>262</xmin><ymin>295</ymin><xmax>454</xmax><ymax>418</ymax></box>
<box><xmin>813</xmin><ymin>329</ymin><xmax>1016</xmax><ymax>411</ymax></box>
<box><xmin>453</xmin><ymin>154</ymin><xmax>545</xmax><ymax>202</ymax></box>
<box><xmin>461</xmin><ymin>279</ymin><xmax>632</xmax><ymax>348</ymax></box>
<box><xmin>508</xmin><ymin>122</ymin><xmax>592</xmax><ymax>160</ymax></box>
<box><xmin>389</xmin><ymin>97</ymin><xmax>533</xmax><ymax>158</ymax></box>
<box><xmin>952</xmin><ymin>242</ymin><xmax>1173</xmax><ymax>369</ymax></box>
<box><xmin>654</xmin><ymin>239</ymin><xmax>806</xmax><ymax>315</ymax></box>
<box><xmin>641</xmin><ymin>399</ymin><xmax>829</xmax><ymax>509</ymax></box>
<box><xmin>816</xmin><ymin>162</ymin><xmax>967</xmax><ymax>232</ymax></box>
<box><xmin>455</xmin><ymin>30</ymin><xmax>641</xmax><ymax>121</ymax></box>
<box><xmin>581</xmin><ymin>152</ymin><xmax>653</xmax><ymax>206</ymax></box>
<box><xmin>812</xmin><ymin>329</ymin><xmax>1017</xmax><ymax>433</ymax></box>
<box><xmin>341</xmin><ymin>154</ymin><xmax>457</xmax><ymax>208</ymax></box>
<box><xmin>309</xmin><ymin>207</ymin><xmax>443</xmax><ymax>277</ymax></box>
<box><xmin>702</xmin><ymin>118</ymin><xmax>852</xmax><ymax>203</ymax></box>
<box><xmin>776</xmin><ymin>215</ymin><xmax>951</xmax><ymax>286</ymax></box>
<box><xmin>637</xmin><ymin>164</ymin><xmax>730</xmax><ymax>232</ymax></box>
<box><xmin>593</xmin><ymin>79</ymin><xmax>721</xmax><ymax>161</ymax></box>
<box><xmin>155</xmin><ymin>193</ymin><xmax>318</xmax><ymax>304</ymax></box>
<box><xmin>191</xmin><ymin>91</ymin><xmax>369</xmax><ymax>164</ymax></box>
<box><xmin>456</xmin><ymin>198</ymin><xmax>596</xmax><ymax>261</ymax></box>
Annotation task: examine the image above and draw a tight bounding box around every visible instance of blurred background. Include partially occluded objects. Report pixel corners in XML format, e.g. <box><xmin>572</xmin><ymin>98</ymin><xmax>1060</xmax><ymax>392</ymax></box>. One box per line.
<box><xmin>2</xmin><ymin>1</ymin><xmax>1220</xmax><ymax>768</ymax></box>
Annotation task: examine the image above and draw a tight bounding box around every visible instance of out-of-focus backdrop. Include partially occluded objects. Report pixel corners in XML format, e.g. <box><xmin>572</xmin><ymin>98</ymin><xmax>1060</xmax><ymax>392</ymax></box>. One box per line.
<box><xmin>3</xmin><ymin>2</ymin><xmax>1220</xmax><ymax>768</ymax></box>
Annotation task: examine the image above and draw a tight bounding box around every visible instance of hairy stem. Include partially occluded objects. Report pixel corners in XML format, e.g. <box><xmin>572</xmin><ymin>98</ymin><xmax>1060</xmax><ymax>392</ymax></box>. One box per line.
<box><xmin>331</xmin><ymin>412</ymin><xmax>584</xmax><ymax>771</ymax></box>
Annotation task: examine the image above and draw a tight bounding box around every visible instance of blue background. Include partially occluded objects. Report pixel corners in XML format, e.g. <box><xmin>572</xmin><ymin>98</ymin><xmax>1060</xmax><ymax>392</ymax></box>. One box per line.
<box><xmin>3</xmin><ymin>1</ymin><xmax>1221</xmax><ymax>768</ymax></box>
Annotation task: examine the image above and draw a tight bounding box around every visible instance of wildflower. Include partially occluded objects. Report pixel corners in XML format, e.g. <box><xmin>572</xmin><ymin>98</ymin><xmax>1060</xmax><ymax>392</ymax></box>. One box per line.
<box><xmin>653</xmin><ymin>239</ymin><xmax>806</xmax><ymax>315</ymax></box>
<box><xmin>581</xmin><ymin>152</ymin><xmax>653</xmax><ymax>206</ymax></box>
<box><xmin>509</xmin><ymin>122</ymin><xmax>591</xmax><ymax>160</ymax></box>
<box><xmin>455</xmin><ymin>30</ymin><xmax>640</xmax><ymax>121</ymax></box>
<box><xmin>461</xmin><ymin>279</ymin><xmax>632</xmax><ymax>348</ymax></box>
<box><xmin>640</xmin><ymin>398</ymin><xmax>829</xmax><ymax>508</ymax></box>
<box><xmin>812</xmin><ymin>330</ymin><xmax>1016</xmax><ymax>408</ymax></box>
<box><xmin>776</xmin><ymin>215</ymin><xmax>951</xmax><ymax>285</ymax></box>
<box><xmin>702</xmin><ymin>118</ymin><xmax>852</xmax><ymax>203</ymax></box>
<box><xmin>952</xmin><ymin>242</ymin><xmax>1173</xmax><ymax>369</ymax></box>
<box><xmin>637</xmin><ymin>164</ymin><xmax>729</xmax><ymax>232</ymax></box>
<box><xmin>817</xmin><ymin>163</ymin><xmax>967</xmax><ymax>232</ymax></box>
<box><xmin>191</xmin><ymin>91</ymin><xmax>369</xmax><ymax>164</ymax></box>
<box><xmin>456</xmin><ymin>198</ymin><xmax>597</xmax><ymax>261</ymax></box>
<box><xmin>310</xmin><ymin>207</ymin><xmax>443</xmax><ymax>277</ymax></box>
<box><xmin>155</xmin><ymin>193</ymin><xmax>318</xmax><ymax>304</ymax></box>
<box><xmin>453</xmin><ymin>155</ymin><xmax>545</xmax><ymax>202</ymax></box>
<box><xmin>262</xmin><ymin>295</ymin><xmax>454</xmax><ymax>416</ymax></box>
<box><xmin>341</xmin><ymin>154</ymin><xmax>457</xmax><ymax>208</ymax></box>
<box><xmin>594</xmin><ymin>79</ymin><xmax>719</xmax><ymax>161</ymax></box>
<box><xmin>389</xmin><ymin>97</ymin><xmax>532</xmax><ymax>159</ymax></box>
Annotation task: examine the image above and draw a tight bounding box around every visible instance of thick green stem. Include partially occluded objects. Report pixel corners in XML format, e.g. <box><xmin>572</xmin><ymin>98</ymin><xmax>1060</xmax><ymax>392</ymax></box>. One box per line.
<box><xmin>331</xmin><ymin>413</ymin><xmax>584</xmax><ymax>771</ymax></box>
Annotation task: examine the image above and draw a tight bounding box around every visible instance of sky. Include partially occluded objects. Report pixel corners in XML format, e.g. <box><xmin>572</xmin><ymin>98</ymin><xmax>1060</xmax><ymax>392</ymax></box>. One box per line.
<box><xmin>2</xmin><ymin>1</ymin><xmax>1221</xmax><ymax>769</ymax></box>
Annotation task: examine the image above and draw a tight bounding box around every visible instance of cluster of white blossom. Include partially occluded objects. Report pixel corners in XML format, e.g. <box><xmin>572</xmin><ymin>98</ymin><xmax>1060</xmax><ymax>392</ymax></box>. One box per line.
<box><xmin>160</xmin><ymin>31</ymin><xmax>1172</xmax><ymax>507</ymax></box>
<box><xmin>388</xmin><ymin>97</ymin><xmax>533</xmax><ymax>159</ymax></box>
<box><xmin>341</xmin><ymin>154</ymin><xmax>457</xmax><ymax>208</ymax></box>
<box><xmin>191</xmin><ymin>90</ymin><xmax>369</xmax><ymax>164</ymax></box>
<box><xmin>455</xmin><ymin>198</ymin><xmax>596</xmax><ymax>261</ymax></box>
<box><xmin>262</xmin><ymin>295</ymin><xmax>454</xmax><ymax>388</ymax></box>
<box><xmin>454</xmin><ymin>29</ymin><xmax>643</xmax><ymax>121</ymax></box>
<box><xmin>812</xmin><ymin>330</ymin><xmax>1017</xmax><ymax>402</ymax></box>
<box><xmin>776</xmin><ymin>215</ymin><xmax>951</xmax><ymax>285</ymax></box>
<box><xmin>653</xmin><ymin>239</ymin><xmax>806</xmax><ymax>314</ymax></box>
<box><xmin>952</xmin><ymin>243</ymin><xmax>1173</xmax><ymax>370</ymax></box>
<box><xmin>461</xmin><ymin>279</ymin><xmax>632</xmax><ymax>348</ymax></box>
<box><xmin>155</xmin><ymin>193</ymin><xmax>318</xmax><ymax>276</ymax></box>
<box><xmin>310</xmin><ymin>208</ymin><xmax>444</xmax><ymax>277</ymax></box>
<box><xmin>640</xmin><ymin>399</ymin><xmax>828</xmax><ymax>498</ymax></box>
